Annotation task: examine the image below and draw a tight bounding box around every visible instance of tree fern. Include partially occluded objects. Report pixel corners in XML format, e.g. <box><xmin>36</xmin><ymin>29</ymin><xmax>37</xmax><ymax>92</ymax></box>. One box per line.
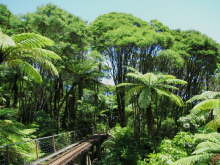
<box><xmin>0</xmin><ymin>32</ymin><xmax>60</xmax><ymax>82</ymax></box>
<box><xmin>117</xmin><ymin>68</ymin><xmax>187</xmax><ymax>135</ymax></box>
<box><xmin>186</xmin><ymin>91</ymin><xmax>220</xmax><ymax>132</ymax></box>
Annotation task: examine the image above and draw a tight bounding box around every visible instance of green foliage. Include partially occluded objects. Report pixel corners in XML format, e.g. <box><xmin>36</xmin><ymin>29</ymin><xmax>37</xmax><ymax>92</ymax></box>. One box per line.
<box><xmin>147</xmin><ymin>132</ymin><xmax>196</xmax><ymax>165</ymax></box>
<box><xmin>1</xmin><ymin>3</ymin><xmax>220</xmax><ymax>165</ymax></box>
<box><xmin>99</xmin><ymin>126</ymin><xmax>149</xmax><ymax>165</ymax></box>
<box><xmin>183</xmin><ymin>91</ymin><xmax>220</xmax><ymax>132</ymax></box>
<box><xmin>0</xmin><ymin>120</ymin><xmax>36</xmax><ymax>164</ymax></box>
<box><xmin>118</xmin><ymin>70</ymin><xmax>187</xmax><ymax>107</ymax></box>
<box><xmin>0</xmin><ymin>108</ymin><xmax>18</xmax><ymax>120</ymax></box>
<box><xmin>173</xmin><ymin>133</ymin><xmax>220</xmax><ymax>165</ymax></box>
<box><xmin>0</xmin><ymin>31</ymin><xmax>60</xmax><ymax>83</ymax></box>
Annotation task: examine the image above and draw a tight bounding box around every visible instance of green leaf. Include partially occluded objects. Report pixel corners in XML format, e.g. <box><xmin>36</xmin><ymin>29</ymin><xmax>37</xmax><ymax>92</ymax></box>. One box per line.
<box><xmin>192</xmin><ymin>99</ymin><xmax>220</xmax><ymax>112</ymax></box>
<box><xmin>7</xmin><ymin>59</ymin><xmax>42</xmax><ymax>83</ymax></box>
<box><xmin>12</xmin><ymin>33</ymin><xmax>54</xmax><ymax>48</ymax></box>
<box><xmin>155</xmin><ymin>88</ymin><xmax>184</xmax><ymax>106</ymax></box>
<box><xmin>138</xmin><ymin>88</ymin><xmax>150</xmax><ymax>109</ymax></box>
<box><xmin>0</xmin><ymin>32</ymin><xmax>15</xmax><ymax>48</ymax></box>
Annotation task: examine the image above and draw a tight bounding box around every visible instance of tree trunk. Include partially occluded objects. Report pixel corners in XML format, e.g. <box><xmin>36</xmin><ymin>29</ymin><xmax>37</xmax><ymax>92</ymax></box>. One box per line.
<box><xmin>12</xmin><ymin>74</ymin><xmax>18</xmax><ymax>107</ymax></box>
<box><xmin>116</xmin><ymin>89</ymin><xmax>126</xmax><ymax>127</ymax></box>
<box><xmin>146</xmin><ymin>104</ymin><xmax>155</xmax><ymax>136</ymax></box>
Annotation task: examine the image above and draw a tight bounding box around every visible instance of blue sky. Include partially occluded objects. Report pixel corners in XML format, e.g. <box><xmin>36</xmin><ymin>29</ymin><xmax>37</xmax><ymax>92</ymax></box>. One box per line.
<box><xmin>1</xmin><ymin>0</ymin><xmax>220</xmax><ymax>43</ymax></box>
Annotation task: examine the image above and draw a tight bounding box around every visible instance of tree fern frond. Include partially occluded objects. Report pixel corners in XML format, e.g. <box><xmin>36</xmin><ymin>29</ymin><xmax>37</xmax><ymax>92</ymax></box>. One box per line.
<box><xmin>172</xmin><ymin>153</ymin><xmax>212</xmax><ymax>165</ymax></box>
<box><xmin>193</xmin><ymin>141</ymin><xmax>220</xmax><ymax>154</ymax></box>
<box><xmin>191</xmin><ymin>99</ymin><xmax>220</xmax><ymax>112</ymax></box>
<box><xmin>156</xmin><ymin>84</ymin><xmax>179</xmax><ymax>90</ymax></box>
<box><xmin>7</xmin><ymin>59</ymin><xmax>42</xmax><ymax>83</ymax></box>
<box><xmin>164</xmin><ymin>78</ymin><xmax>187</xmax><ymax>85</ymax></box>
<box><xmin>12</xmin><ymin>33</ymin><xmax>54</xmax><ymax>48</ymax></box>
<box><xmin>138</xmin><ymin>88</ymin><xmax>151</xmax><ymax>109</ymax></box>
<box><xmin>157</xmin><ymin>74</ymin><xmax>176</xmax><ymax>80</ymax></box>
<box><xmin>125</xmin><ymin>86</ymin><xmax>144</xmax><ymax>104</ymax></box>
<box><xmin>40</xmin><ymin>60</ymin><xmax>59</xmax><ymax>76</ymax></box>
<box><xmin>0</xmin><ymin>32</ymin><xmax>15</xmax><ymax>48</ymax></box>
<box><xmin>187</xmin><ymin>91</ymin><xmax>220</xmax><ymax>103</ymax></box>
<box><xmin>127</xmin><ymin>66</ymin><xmax>140</xmax><ymax>74</ymax></box>
<box><xmin>126</xmin><ymin>72</ymin><xmax>145</xmax><ymax>84</ymax></box>
<box><xmin>143</xmin><ymin>73</ymin><xmax>158</xmax><ymax>84</ymax></box>
<box><xmin>29</xmin><ymin>48</ymin><xmax>61</xmax><ymax>60</ymax></box>
<box><xmin>190</xmin><ymin>107</ymin><xmax>211</xmax><ymax>116</ymax></box>
<box><xmin>116</xmin><ymin>83</ymin><xmax>140</xmax><ymax>88</ymax></box>
<box><xmin>205</xmin><ymin>118</ymin><xmax>220</xmax><ymax>132</ymax></box>
<box><xmin>195</xmin><ymin>133</ymin><xmax>220</xmax><ymax>142</ymax></box>
<box><xmin>155</xmin><ymin>88</ymin><xmax>184</xmax><ymax>106</ymax></box>
<box><xmin>5</xmin><ymin>47</ymin><xmax>61</xmax><ymax>61</ymax></box>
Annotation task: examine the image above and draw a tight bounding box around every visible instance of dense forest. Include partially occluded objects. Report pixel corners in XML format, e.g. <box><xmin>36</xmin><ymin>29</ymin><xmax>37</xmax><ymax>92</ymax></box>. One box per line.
<box><xmin>1</xmin><ymin>3</ymin><xmax>220</xmax><ymax>165</ymax></box>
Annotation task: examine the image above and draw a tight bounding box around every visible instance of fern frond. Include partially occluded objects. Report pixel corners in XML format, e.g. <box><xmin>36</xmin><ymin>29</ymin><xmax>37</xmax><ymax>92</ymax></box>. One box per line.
<box><xmin>116</xmin><ymin>83</ymin><xmax>140</xmax><ymax>88</ymax></box>
<box><xmin>172</xmin><ymin>153</ymin><xmax>212</xmax><ymax>165</ymax></box>
<box><xmin>138</xmin><ymin>88</ymin><xmax>151</xmax><ymax>108</ymax></box>
<box><xmin>126</xmin><ymin>72</ymin><xmax>146</xmax><ymax>84</ymax></box>
<box><xmin>194</xmin><ymin>133</ymin><xmax>220</xmax><ymax>142</ymax></box>
<box><xmin>191</xmin><ymin>99</ymin><xmax>220</xmax><ymax>112</ymax></box>
<box><xmin>0</xmin><ymin>32</ymin><xmax>15</xmax><ymax>48</ymax></box>
<box><xmin>12</xmin><ymin>33</ymin><xmax>54</xmax><ymax>48</ymax></box>
<box><xmin>41</xmin><ymin>60</ymin><xmax>59</xmax><ymax>76</ymax></box>
<box><xmin>205</xmin><ymin>118</ymin><xmax>220</xmax><ymax>132</ymax></box>
<box><xmin>165</xmin><ymin>78</ymin><xmax>187</xmax><ymax>85</ymax></box>
<box><xmin>127</xmin><ymin>66</ymin><xmax>140</xmax><ymax>73</ymax></box>
<box><xmin>193</xmin><ymin>141</ymin><xmax>220</xmax><ymax>154</ymax></box>
<box><xmin>155</xmin><ymin>88</ymin><xmax>184</xmax><ymax>106</ymax></box>
<box><xmin>187</xmin><ymin>91</ymin><xmax>220</xmax><ymax>103</ymax></box>
<box><xmin>156</xmin><ymin>84</ymin><xmax>179</xmax><ymax>90</ymax></box>
<box><xmin>6</xmin><ymin>59</ymin><xmax>42</xmax><ymax>83</ymax></box>
<box><xmin>29</xmin><ymin>48</ymin><xmax>61</xmax><ymax>60</ymax></box>
<box><xmin>143</xmin><ymin>73</ymin><xmax>158</xmax><ymax>84</ymax></box>
<box><xmin>125</xmin><ymin>86</ymin><xmax>144</xmax><ymax>104</ymax></box>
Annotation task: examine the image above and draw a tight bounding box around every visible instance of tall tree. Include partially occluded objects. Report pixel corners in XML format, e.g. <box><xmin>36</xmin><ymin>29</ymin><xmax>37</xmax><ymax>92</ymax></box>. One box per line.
<box><xmin>117</xmin><ymin>69</ymin><xmax>187</xmax><ymax>136</ymax></box>
<box><xmin>90</xmin><ymin>13</ymin><xmax>173</xmax><ymax>126</ymax></box>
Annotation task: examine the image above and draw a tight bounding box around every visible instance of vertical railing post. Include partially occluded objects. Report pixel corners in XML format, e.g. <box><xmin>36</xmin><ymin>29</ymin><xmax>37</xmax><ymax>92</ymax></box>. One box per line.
<box><xmin>52</xmin><ymin>135</ymin><xmax>56</xmax><ymax>152</ymax></box>
<box><xmin>35</xmin><ymin>140</ymin><xmax>39</xmax><ymax>159</ymax></box>
<box><xmin>68</xmin><ymin>132</ymin><xmax>71</xmax><ymax>145</ymax></box>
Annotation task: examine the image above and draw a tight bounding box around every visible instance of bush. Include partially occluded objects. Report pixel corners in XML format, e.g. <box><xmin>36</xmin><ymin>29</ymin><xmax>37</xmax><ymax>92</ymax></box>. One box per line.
<box><xmin>98</xmin><ymin>125</ymin><xmax>146</xmax><ymax>165</ymax></box>
<box><xmin>146</xmin><ymin>132</ymin><xmax>197</xmax><ymax>165</ymax></box>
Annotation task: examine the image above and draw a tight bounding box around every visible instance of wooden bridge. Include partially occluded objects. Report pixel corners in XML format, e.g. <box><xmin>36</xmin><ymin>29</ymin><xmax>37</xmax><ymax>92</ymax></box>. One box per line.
<box><xmin>32</xmin><ymin>134</ymin><xmax>108</xmax><ymax>165</ymax></box>
<box><xmin>0</xmin><ymin>131</ymin><xmax>109</xmax><ymax>165</ymax></box>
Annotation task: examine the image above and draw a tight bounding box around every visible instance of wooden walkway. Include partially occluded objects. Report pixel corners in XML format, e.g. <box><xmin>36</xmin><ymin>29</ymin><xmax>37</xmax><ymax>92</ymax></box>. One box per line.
<box><xmin>31</xmin><ymin>134</ymin><xmax>108</xmax><ymax>165</ymax></box>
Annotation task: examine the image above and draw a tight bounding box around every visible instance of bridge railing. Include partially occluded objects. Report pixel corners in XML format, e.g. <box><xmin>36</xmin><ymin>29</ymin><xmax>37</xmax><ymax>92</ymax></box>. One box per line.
<box><xmin>0</xmin><ymin>127</ymin><xmax>107</xmax><ymax>165</ymax></box>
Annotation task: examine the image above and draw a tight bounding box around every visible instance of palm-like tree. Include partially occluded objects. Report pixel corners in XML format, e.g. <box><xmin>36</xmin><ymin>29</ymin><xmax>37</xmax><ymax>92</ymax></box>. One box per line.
<box><xmin>0</xmin><ymin>31</ymin><xmax>61</xmax><ymax>83</ymax></box>
<box><xmin>186</xmin><ymin>91</ymin><xmax>220</xmax><ymax>131</ymax></box>
<box><xmin>117</xmin><ymin>68</ymin><xmax>187</xmax><ymax>136</ymax></box>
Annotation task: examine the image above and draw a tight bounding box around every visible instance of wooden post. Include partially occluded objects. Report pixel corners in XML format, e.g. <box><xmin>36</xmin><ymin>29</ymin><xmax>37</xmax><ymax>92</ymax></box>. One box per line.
<box><xmin>52</xmin><ymin>135</ymin><xmax>56</xmax><ymax>152</ymax></box>
<box><xmin>35</xmin><ymin>140</ymin><xmax>39</xmax><ymax>159</ymax></box>
<box><xmin>86</xmin><ymin>154</ymin><xmax>92</xmax><ymax>165</ymax></box>
<box><xmin>96</xmin><ymin>143</ymin><xmax>101</xmax><ymax>160</ymax></box>
<box><xmin>80</xmin><ymin>153</ymin><xmax>92</xmax><ymax>165</ymax></box>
